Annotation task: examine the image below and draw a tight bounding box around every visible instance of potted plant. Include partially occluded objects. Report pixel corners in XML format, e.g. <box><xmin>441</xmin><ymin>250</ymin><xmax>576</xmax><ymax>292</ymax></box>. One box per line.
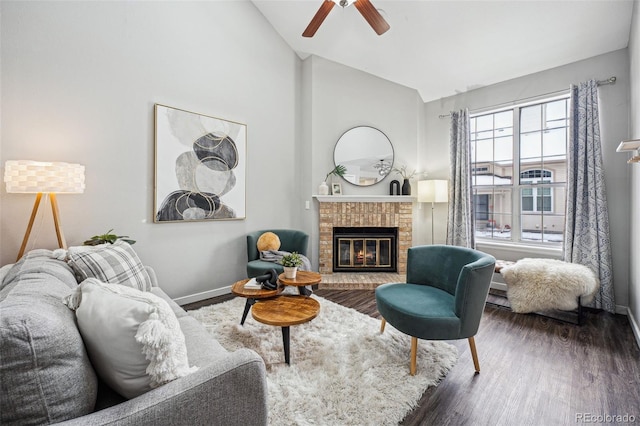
<box><xmin>280</xmin><ymin>252</ymin><xmax>303</xmax><ymax>279</ymax></box>
<box><xmin>83</xmin><ymin>229</ymin><xmax>136</xmax><ymax>246</ymax></box>
<box><xmin>319</xmin><ymin>164</ymin><xmax>347</xmax><ymax>195</ymax></box>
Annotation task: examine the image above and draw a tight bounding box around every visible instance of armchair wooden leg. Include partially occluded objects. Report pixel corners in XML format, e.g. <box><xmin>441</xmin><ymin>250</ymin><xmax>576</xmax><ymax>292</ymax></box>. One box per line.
<box><xmin>468</xmin><ymin>336</ymin><xmax>480</xmax><ymax>373</ymax></box>
<box><xmin>380</xmin><ymin>318</ymin><xmax>386</xmax><ymax>333</ymax></box>
<box><xmin>410</xmin><ymin>337</ymin><xmax>418</xmax><ymax>376</ymax></box>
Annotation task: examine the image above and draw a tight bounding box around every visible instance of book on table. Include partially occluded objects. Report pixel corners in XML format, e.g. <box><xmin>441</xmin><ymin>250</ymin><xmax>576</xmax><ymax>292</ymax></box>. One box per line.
<box><xmin>244</xmin><ymin>278</ymin><xmax>261</xmax><ymax>290</ymax></box>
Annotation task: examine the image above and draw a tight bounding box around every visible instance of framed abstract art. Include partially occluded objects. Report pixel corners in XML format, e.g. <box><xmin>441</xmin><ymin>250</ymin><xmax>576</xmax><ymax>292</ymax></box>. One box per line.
<box><xmin>154</xmin><ymin>104</ymin><xmax>246</xmax><ymax>222</ymax></box>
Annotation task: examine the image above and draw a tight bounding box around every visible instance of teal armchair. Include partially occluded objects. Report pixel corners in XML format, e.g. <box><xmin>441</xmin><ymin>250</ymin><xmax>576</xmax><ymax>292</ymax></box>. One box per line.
<box><xmin>246</xmin><ymin>229</ymin><xmax>309</xmax><ymax>278</ymax></box>
<box><xmin>375</xmin><ymin>245</ymin><xmax>495</xmax><ymax>375</ymax></box>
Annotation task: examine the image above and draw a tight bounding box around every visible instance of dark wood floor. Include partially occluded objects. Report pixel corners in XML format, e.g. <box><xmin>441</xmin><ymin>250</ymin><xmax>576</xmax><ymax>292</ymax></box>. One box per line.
<box><xmin>184</xmin><ymin>290</ymin><xmax>640</xmax><ymax>425</ymax></box>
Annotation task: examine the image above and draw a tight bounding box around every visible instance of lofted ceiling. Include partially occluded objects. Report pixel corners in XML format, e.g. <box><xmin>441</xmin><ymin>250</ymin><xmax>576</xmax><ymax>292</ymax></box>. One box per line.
<box><xmin>251</xmin><ymin>0</ymin><xmax>634</xmax><ymax>102</ymax></box>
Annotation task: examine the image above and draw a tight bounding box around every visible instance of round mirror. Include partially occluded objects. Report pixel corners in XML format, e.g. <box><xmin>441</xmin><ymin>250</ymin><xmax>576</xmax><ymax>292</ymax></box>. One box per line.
<box><xmin>333</xmin><ymin>126</ymin><xmax>394</xmax><ymax>186</ymax></box>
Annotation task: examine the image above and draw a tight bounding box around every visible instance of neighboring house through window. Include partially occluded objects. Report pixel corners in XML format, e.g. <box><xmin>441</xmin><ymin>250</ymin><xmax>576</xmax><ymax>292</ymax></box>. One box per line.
<box><xmin>471</xmin><ymin>95</ymin><xmax>568</xmax><ymax>245</ymax></box>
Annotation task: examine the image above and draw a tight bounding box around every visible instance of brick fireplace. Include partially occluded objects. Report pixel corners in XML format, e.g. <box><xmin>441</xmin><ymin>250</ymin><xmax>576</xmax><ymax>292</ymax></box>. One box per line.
<box><xmin>317</xmin><ymin>196</ymin><xmax>413</xmax><ymax>274</ymax></box>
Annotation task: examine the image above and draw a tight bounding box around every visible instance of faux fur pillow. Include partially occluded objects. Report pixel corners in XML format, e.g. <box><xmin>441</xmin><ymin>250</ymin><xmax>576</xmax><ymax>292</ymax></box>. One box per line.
<box><xmin>257</xmin><ymin>232</ymin><xmax>281</xmax><ymax>252</ymax></box>
<box><xmin>63</xmin><ymin>279</ymin><xmax>197</xmax><ymax>399</ymax></box>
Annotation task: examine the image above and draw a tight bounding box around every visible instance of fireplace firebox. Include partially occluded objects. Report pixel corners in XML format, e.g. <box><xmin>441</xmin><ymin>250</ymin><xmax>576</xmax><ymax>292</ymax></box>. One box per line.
<box><xmin>333</xmin><ymin>227</ymin><xmax>398</xmax><ymax>272</ymax></box>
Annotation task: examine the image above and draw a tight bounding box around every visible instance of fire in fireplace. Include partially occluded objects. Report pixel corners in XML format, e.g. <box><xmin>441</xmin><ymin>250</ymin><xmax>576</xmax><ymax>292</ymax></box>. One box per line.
<box><xmin>333</xmin><ymin>227</ymin><xmax>398</xmax><ymax>272</ymax></box>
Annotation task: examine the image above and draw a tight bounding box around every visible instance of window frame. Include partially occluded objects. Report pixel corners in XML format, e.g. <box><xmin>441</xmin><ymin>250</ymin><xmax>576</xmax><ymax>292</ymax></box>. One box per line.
<box><xmin>470</xmin><ymin>93</ymin><xmax>569</xmax><ymax>247</ymax></box>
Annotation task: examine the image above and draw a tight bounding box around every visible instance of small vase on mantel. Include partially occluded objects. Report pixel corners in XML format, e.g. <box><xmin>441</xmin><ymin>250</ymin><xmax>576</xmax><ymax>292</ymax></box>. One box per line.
<box><xmin>318</xmin><ymin>181</ymin><xmax>329</xmax><ymax>196</ymax></box>
<box><xmin>401</xmin><ymin>179</ymin><xmax>411</xmax><ymax>195</ymax></box>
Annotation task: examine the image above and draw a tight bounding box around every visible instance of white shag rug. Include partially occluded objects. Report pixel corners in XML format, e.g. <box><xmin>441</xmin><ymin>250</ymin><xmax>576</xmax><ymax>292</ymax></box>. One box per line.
<box><xmin>189</xmin><ymin>295</ymin><xmax>458</xmax><ymax>426</ymax></box>
<box><xmin>500</xmin><ymin>258</ymin><xmax>599</xmax><ymax>313</ymax></box>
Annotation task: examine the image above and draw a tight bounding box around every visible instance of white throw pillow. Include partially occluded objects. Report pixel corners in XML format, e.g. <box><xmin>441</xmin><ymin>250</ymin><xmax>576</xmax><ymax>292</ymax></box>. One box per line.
<box><xmin>63</xmin><ymin>279</ymin><xmax>197</xmax><ymax>399</ymax></box>
<box><xmin>67</xmin><ymin>241</ymin><xmax>153</xmax><ymax>291</ymax></box>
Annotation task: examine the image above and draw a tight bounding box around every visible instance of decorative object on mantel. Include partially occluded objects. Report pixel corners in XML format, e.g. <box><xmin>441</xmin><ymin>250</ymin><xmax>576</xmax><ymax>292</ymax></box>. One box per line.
<box><xmin>392</xmin><ymin>165</ymin><xmax>416</xmax><ymax>195</ymax></box>
<box><xmin>319</xmin><ymin>164</ymin><xmax>346</xmax><ymax>195</ymax></box>
<box><xmin>402</xmin><ymin>179</ymin><xmax>411</xmax><ymax>196</ymax></box>
<box><xmin>331</xmin><ymin>183</ymin><xmax>342</xmax><ymax>195</ymax></box>
<box><xmin>333</xmin><ymin>126</ymin><xmax>394</xmax><ymax>187</ymax></box>
<box><xmin>418</xmin><ymin>180</ymin><xmax>449</xmax><ymax>244</ymax></box>
<box><xmin>389</xmin><ymin>179</ymin><xmax>400</xmax><ymax>195</ymax></box>
<box><xmin>318</xmin><ymin>181</ymin><xmax>329</xmax><ymax>196</ymax></box>
<box><xmin>154</xmin><ymin>104</ymin><xmax>246</xmax><ymax>222</ymax></box>
<box><xmin>616</xmin><ymin>139</ymin><xmax>640</xmax><ymax>164</ymax></box>
<box><xmin>4</xmin><ymin>160</ymin><xmax>85</xmax><ymax>261</ymax></box>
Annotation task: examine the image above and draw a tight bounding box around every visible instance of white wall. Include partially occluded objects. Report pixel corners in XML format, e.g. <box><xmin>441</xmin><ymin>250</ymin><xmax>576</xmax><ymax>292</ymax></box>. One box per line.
<box><xmin>423</xmin><ymin>49</ymin><xmax>631</xmax><ymax>310</ymax></box>
<box><xmin>628</xmin><ymin>0</ymin><xmax>640</xmax><ymax>341</ymax></box>
<box><xmin>300</xmin><ymin>56</ymin><xmax>424</xmax><ymax>268</ymax></box>
<box><xmin>0</xmin><ymin>1</ymin><xmax>301</xmax><ymax>302</ymax></box>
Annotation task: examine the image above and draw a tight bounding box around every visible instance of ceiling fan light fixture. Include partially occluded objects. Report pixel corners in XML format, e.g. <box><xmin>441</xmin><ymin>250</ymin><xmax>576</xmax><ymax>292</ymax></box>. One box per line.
<box><xmin>333</xmin><ymin>0</ymin><xmax>356</xmax><ymax>7</ymax></box>
<box><xmin>303</xmin><ymin>0</ymin><xmax>389</xmax><ymax>37</ymax></box>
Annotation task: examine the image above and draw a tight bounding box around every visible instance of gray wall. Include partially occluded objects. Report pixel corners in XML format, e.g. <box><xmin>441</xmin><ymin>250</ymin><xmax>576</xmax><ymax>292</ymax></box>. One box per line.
<box><xmin>628</xmin><ymin>0</ymin><xmax>639</xmax><ymax>339</ymax></box>
<box><xmin>0</xmin><ymin>1</ymin><xmax>301</xmax><ymax>302</ymax></box>
<box><xmin>423</xmin><ymin>49</ymin><xmax>632</xmax><ymax>310</ymax></box>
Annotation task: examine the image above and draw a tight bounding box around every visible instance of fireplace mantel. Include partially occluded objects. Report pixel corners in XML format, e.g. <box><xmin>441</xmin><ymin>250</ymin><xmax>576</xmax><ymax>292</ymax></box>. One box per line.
<box><xmin>314</xmin><ymin>195</ymin><xmax>415</xmax><ymax>203</ymax></box>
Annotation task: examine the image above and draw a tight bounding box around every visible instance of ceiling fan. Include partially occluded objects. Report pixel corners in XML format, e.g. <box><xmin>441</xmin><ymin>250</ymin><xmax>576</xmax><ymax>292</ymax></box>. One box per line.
<box><xmin>302</xmin><ymin>0</ymin><xmax>390</xmax><ymax>37</ymax></box>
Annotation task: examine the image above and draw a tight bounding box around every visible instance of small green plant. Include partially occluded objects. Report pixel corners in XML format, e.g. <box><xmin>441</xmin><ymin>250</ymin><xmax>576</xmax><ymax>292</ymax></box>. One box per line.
<box><xmin>83</xmin><ymin>229</ymin><xmax>136</xmax><ymax>246</ymax></box>
<box><xmin>280</xmin><ymin>252</ymin><xmax>303</xmax><ymax>268</ymax></box>
<box><xmin>325</xmin><ymin>164</ymin><xmax>347</xmax><ymax>182</ymax></box>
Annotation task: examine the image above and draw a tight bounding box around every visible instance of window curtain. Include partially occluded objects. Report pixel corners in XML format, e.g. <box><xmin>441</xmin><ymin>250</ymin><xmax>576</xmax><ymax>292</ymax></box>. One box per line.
<box><xmin>447</xmin><ymin>109</ymin><xmax>475</xmax><ymax>248</ymax></box>
<box><xmin>564</xmin><ymin>80</ymin><xmax>615</xmax><ymax>313</ymax></box>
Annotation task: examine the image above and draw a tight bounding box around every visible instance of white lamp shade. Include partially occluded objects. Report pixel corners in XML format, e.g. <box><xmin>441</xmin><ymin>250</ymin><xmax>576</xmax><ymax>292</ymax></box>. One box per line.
<box><xmin>4</xmin><ymin>160</ymin><xmax>85</xmax><ymax>194</ymax></box>
<box><xmin>418</xmin><ymin>180</ymin><xmax>448</xmax><ymax>203</ymax></box>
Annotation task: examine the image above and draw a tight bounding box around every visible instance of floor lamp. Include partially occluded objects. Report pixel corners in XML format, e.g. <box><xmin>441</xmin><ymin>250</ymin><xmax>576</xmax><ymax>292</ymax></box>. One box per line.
<box><xmin>4</xmin><ymin>160</ymin><xmax>85</xmax><ymax>261</ymax></box>
<box><xmin>418</xmin><ymin>180</ymin><xmax>448</xmax><ymax>244</ymax></box>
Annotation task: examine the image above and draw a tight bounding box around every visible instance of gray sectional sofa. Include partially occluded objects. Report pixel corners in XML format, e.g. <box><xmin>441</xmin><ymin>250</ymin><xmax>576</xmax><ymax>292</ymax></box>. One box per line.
<box><xmin>0</xmin><ymin>249</ymin><xmax>268</xmax><ymax>425</ymax></box>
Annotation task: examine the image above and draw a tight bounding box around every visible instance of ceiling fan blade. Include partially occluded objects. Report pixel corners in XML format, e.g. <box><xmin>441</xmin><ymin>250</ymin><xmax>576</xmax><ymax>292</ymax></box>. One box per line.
<box><xmin>302</xmin><ymin>0</ymin><xmax>336</xmax><ymax>38</ymax></box>
<box><xmin>354</xmin><ymin>0</ymin><xmax>390</xmax><ymax>35</ymax></box>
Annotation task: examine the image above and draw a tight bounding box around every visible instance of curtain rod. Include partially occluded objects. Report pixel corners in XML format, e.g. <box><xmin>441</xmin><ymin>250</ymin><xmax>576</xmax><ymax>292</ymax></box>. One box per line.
<box><xmin>437</xmin><ymin>76</ymin><xmax>617</xmax><ymax>118</ymax></box>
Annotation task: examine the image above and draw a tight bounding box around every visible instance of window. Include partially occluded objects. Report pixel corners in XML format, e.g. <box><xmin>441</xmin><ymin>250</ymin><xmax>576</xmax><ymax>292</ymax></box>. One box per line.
<box><xmin>521</xmin><ymin>169</ymin><xmax>552</xmax><ymax>212</ymax></box>
<box><xmin>471</xmin><ymin>96</ymin><xmax>569</xmax><ymax>245</ymax></box>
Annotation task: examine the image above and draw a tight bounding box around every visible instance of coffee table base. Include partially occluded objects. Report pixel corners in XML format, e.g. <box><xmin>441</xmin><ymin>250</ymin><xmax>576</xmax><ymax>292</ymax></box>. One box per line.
<box><xmin>240</xmin><ymin>299</ymin><xmax>256</xmax><ymax>326</ymax></box>
<box><xmin>251</xmin><ymin>295</ymin><xmax>320</xmax><ymax>365</ymax></box>
<box><xmin>282</xmin><ymin>326</ymin><xmax>290</xmax><ymax>364</ymax></box>
<box><xmin>231</xmin><ymin>279</ymin><xmax>281</xmax><ymax>325</ymax></box>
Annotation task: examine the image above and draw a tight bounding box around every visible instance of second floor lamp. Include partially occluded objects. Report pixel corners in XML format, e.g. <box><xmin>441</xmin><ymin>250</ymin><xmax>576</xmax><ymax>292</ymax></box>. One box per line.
<box><xmin>418</xmin><ymin>179</ymin><xmax>449</xmax><ymax>245</ymax></box>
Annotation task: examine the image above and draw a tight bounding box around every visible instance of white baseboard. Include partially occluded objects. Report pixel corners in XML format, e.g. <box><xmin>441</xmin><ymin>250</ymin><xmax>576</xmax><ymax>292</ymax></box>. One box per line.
<box><xmin>615</xmin><ymin>304</ymin><xmax>629</xmax><ymax>315</ymax></box>
<box><xmin>628</xmin><ymin>307</ymin><xmax>640</xmax><ymax>350</ymax></box>
<box><xmin>174</xmin><ymin>285</ymin><xmax>232</xmax><ymax>306</ymax></box>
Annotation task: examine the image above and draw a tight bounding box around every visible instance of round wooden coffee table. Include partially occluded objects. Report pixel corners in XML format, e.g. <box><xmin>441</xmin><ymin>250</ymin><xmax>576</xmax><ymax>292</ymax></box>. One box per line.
<box><xmin>231</xmin><ymin>279</ymin><xmax>281</xmax><ymax>325</ymax></box>
<box><xmin>278</xmin><ymin>270</ymin><xmax>322</xmax><ymax>296</ymax></box>
<box><xmin>251</xmin><ymin>295</ymin><xmax>320</xmax><ymax>365</ymax></box>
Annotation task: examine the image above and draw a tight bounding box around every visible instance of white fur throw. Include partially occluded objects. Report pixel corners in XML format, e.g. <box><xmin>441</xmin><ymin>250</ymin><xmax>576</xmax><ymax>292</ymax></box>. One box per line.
<box><xmin>500</xmin><ymin>258</ymin><xmax>599</xmax><ymax>313</ymax></box>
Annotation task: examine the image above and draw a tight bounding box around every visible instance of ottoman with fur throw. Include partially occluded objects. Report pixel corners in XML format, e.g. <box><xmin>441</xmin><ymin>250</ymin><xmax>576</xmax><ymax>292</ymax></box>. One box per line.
<box><xmin>500</xmin><ymin>258</ymin><xmax>599</xmax><ymax>313</ymax></box>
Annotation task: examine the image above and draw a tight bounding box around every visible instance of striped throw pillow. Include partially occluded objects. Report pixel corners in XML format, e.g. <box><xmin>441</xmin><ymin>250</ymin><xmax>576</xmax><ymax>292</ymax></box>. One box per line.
<box><xmin>67</xmin><ymin>241</ymin><xmax>152</xmax><ymax>291</ymax></box>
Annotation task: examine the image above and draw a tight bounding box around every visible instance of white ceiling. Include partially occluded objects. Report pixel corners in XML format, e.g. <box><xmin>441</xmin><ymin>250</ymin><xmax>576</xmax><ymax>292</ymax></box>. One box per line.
<box><xmin>251</xmin><ymin>0</ymin><xmax>634</xmax><ymax>102</ymax></box>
